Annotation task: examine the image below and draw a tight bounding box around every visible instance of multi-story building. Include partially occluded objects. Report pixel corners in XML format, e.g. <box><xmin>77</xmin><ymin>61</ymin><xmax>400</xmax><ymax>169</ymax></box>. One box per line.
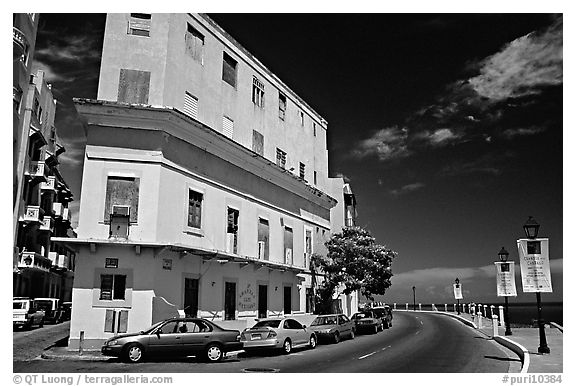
<box><xmin>54</xmin><ymin>13</ymin><xmax>356</xmax><ymax>349</ymax></box>
<box><xmin>13</xmin><ymin>68</ymin><xmax>76</xmax><ymax>300</ymax></box>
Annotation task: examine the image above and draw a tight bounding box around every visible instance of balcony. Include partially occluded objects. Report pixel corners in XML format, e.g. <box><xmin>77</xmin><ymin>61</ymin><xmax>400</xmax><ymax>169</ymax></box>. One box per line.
<box><xmin>62</xmin><ymin>207</ymin><xmax>71</xmax><ymax>222</ymax></box>
<box><xmin>13</xmin><ymin>27</ymin><xmax>29</xmax><ymax>61</ymax></box>
<box><xmin>20</xmin><ymin>205</ymin><xmax>41</xmax><ymax>223</ymax></box>
<box><xmin>18</xmin><ymin>251</ymin><xmax>52</xmax><ymax>272</ymax></box>
<box><xmin>39</xmin><ymin>217</ymin><xmax>53</xmax><ymax>232</ymax></box>
<box><xmin>25</xmin><ymin>160</ymin><xmax>48</xmax><ymax>183</ymax></box>
<box><xmin>41</xmin><ymin>176</ymin><xmax>56</xmax><ymax>191</ymax></box>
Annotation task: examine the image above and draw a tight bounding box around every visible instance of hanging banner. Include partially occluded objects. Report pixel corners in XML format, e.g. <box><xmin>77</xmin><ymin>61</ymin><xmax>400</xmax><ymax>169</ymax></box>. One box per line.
<box><xmin>494</xmin><ymin>261</ymin><xmax>517</xmax><ymax>297</ymax></box>
<box><xmin>517</xmin><ymin>238</ymin><xmax>552</xmax><ymax>293</ymax></box>
<box><xmin>453</xmin><ymin>283</ymin><xmax>463</xmax><ymax>299</ymax></box>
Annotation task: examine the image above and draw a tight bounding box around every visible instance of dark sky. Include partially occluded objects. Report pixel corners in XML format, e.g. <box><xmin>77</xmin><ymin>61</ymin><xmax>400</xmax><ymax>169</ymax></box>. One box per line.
<box><xmin>32</xmin><ymin>13</ymin><xmax>563</xmax><ymax>304</ymax></box>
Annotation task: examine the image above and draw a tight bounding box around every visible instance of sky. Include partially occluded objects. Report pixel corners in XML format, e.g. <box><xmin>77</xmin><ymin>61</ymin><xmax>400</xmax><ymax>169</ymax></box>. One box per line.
<box><xmin>29</xmin><ymin>12</ymin><xmax>564</xmax><ymax>305</ymax></box>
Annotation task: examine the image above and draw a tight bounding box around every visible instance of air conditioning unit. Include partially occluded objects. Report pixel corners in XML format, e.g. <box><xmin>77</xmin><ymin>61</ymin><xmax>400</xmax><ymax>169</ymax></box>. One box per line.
<box><xmin>226</xmin><ymin>233</ymin><xmax>236</xmax><ymax>254</ymax></box>
<box><xmin>257</xmin><ymin>241</ymin><xmax>265</xmax><ymax>259</ymax></box>
<box><xmin>285</xmin><ymin>248</ymin><xmax>293</xmax><ymax>265</ymax></box>
<box><xmin>112</xmin><ymin>205</ymin><xmax>130</xmax><ymax>216</ymax></box>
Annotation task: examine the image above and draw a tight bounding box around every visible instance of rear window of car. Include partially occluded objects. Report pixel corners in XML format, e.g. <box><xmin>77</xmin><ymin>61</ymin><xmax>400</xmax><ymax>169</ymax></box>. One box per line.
<box><xmin>311</xmin><ymin>316</ymin><xmax>338</xmax><ymax>326</ymax></box>
<box><xmin>33</xmin><ymin>300</ymin><xmax>53</xmax><ymax>310</ymax></box>
<box><xmin>353</xmin><ymin>312</ymin><xmax>372</xmax><ymax>319</ymax></box>
<box><xmin>253</xmin><ymin>320</ymin><xmax>281</xmax><ymax>328</ymax></box>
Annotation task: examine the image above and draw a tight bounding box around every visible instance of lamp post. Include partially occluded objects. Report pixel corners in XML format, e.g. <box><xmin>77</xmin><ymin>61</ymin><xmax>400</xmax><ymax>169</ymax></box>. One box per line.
<box><xmin>498</xmin><ymin>247</ymin><xmax>512</xmax><ymax>336</ymax></box>
<box><xmin>455</xmin><ymin>278</ymin><xmax>461</xmax><ymax>315</ymax></box>
<box><xmin>412</xmin><ymin>286</ymin><xmax>416</xmax><ymax>311</ymax></box>
<box><xmin>523</xmin><ymin>216</ymin><xmax>550</xmax><ymax>354</ymax></box>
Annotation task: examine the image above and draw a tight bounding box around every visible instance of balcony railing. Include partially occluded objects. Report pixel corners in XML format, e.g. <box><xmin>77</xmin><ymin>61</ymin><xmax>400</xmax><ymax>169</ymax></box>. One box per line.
<box><xmin>25</xmin><ymin>160</ymin><xmax>48</xmax><ymax>182</ymax></box>
<box><xmin>18</xmin><ymin>251</ymin><xmax>52</xmax><ymax>272</ymax></box>
<box><xmin>53</xmin><ymin>202</ymin><xmax>63</xmax><ymax>217</ymax></box>
<box><xmin>20</xmin><ymin>205</ymin><xmax>41</xmax><ymax>222</ymax></box>
<box><xmin>13</xmin><ymin>27</ymin><xmax>29</xmax><ymax>61</ymax></box>
<box><xmin>41</xmin><ymin>176</ymin><xmax>56</xmax><ymax>191</ymax></box>
<box><xmin>62</xmin><ymin>207</ymin><xmax>70</xmax><ymax>222</ymax></box>
<box><xmin>39</xmin><ymin>217</ymin><xmax>53</xmax><ymax>232</ymax></box>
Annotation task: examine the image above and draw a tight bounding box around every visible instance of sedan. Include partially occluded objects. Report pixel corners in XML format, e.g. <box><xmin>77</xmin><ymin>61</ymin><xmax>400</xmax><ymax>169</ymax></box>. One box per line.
<box><xmin>101</xmin><ymin>318</ymin><xmax>242</xmax><ymax>363</ymax></box>
<box><xmin>351</xmin><ymin>311</ymin><xmax>383</xmax><ymax>334</ymax></box>
<box><xmin>240</xmin><ymin>318</ymin><xmax>317</xmax><ymax>354</ymax></box>
<box><xmin>308</xmin><ymin>314</ymin><xmax>355</xmax><ymax>343</ymax></box>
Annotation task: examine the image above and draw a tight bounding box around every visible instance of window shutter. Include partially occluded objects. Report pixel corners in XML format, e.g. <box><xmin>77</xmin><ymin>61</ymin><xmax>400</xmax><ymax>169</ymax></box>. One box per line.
<box><xmin>252</xmin><ymin>130</ymin><xmax>264</xmax><ymax>156</ymax></box>
<box><xmin>183</xmin><ymin>92</ymin><xmax>198</xmax><ymax>119</ymax></box>
<box><xmin>104</xmin><ymin>310</ymin><xmax>116</xmax><ymax>333</ymax></box>
<box><xmin>104</xmin><ymin>176</ymin><xmax>140</xmax><ymax>223</ymax></box>
<box><xmin>118</xmin><ymin>69</ymin><xmax>150</xmax><ymax>104</ymax></box>
<box><xmin>222</xmin><ymin>116</ymin><xmax>234</xmax><ymax>138</ymax></box>
<box><xmin>118</xmin><ymin>310</ymin><xmax>129</xmax><ymax>333</ymax></box>
<box><xmin>114</xmin><ymin>275</ymin><xmax>127</xmax><ymax>300</ymax></box>
<box><xmin>100</xmin><ymin>275</ymin><xmax>113</xmax><ymax>301</ymax></box>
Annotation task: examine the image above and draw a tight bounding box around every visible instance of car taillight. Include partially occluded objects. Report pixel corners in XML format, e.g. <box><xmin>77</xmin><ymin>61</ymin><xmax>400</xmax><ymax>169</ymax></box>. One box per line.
<box><xmin>268</xmin><ymin>331</ymin><xmax>277</xmax><ymax>338</ymax></box>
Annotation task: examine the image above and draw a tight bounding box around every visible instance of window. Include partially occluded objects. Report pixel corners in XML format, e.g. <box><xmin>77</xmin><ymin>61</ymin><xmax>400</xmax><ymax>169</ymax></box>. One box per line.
<box><xmin>187</xmin><ymin>190</ymin><xmax>203</xmax><ymax>229</ymax></box>
<box><xmin>226</xmin><ymin>208</ymin><xmax>239</xmax><ymax>254</ymax></box>
<box><xmin>100</xmin><ymin>274</ymin><xmax>127</xmax><ymax>300</ymax></box>
<box><xmin>104</xmin><ymin>309</ymin><xmax>128</xmax><ymax>333</ymax></box>
<box><xmin>276</xmin><ymin>148</ymin><xmax>287</xmax><ymax>169</ymax></box>
<box><xmin>222</xmin><ymin>116</ymin><xmax>234</xmax><ymax>138</ymax></box>
<box><xmin>183</xmin><ymin>92</ymin><xmax>198</xmax><ymax>119</ymax></box>
<box><xmin>278</xmin><ymin>93</ymin><xmax>287</xmax><ymax>120</ymax></box>
<box><xmin>284</xmin><ymin>226</ymin><xmax>293</xmax><ymax>265</ymax></box>
<box><xmin>222</xmin><ymin>52</ymin><xmax>237</xmax><ymax>88</ymax></box>
<box><xmin>118</xmin><ymin>69</ymin><xmax>151</xmax><ymax>104</ymax></box>
<box><xmin>300</xmin><ymin>111</ymin><xmax>304</xmax><ymax>126</ymax></box>
<box><xmin>185</xmin><ymin>23</ymin><xmax>204</xmax><ymax>63</ymax></box>
<box><xmin>314</xmin><ymin>171</ymin><xmax>317</xmax><ymax>186</ymax></box>
<box><xmin>257</xmin><ymin>218</ymin><xmax>269</xmax><ymax>260</ymax></box>
<box><xmin>252</xmin><ymin>77</ymin><xmax>265</xmax><ymax>108</ymax></box>
<box><xmin>105</xmin><ymin>176</ymin><xmax>140</xmax><ymax>223</ymax></box>
<box><xmin>299</xmin><ymin>162</ymin><xmax>306</xmax><ymax>180</ymax></box>
<box><xmin>305</xmin><ymin>229</ymin><xmax>312</xmax><ymax>267</ymax></box>
<box><xmin>252</xmin><ymin>130</ymin><xmax>264</xmax><ymax>156</ymax></box>
<box><xmin>313</xmin><ymin>123</ymin><xmax>316</xmax><ymax>137</ymax></box>
<box><xmin>128</xmin><ymin>13</ymin><xmax>151</xmax><ymax>37</ymax></box>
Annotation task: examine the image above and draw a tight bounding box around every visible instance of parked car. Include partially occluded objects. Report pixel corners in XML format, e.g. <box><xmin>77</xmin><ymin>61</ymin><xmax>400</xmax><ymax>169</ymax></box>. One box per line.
<box><xmin>13</xmin><ymin>297</ymin><xmax>45</xmax><ymax>330</ymax></box>
<box><xmin>309</xmin><ymin>314</ymin><xmax>355</xmax><ymax>343</ymax></box>
<box><xmin>241</xmin><ymin>317</ymin><xmax>317</xmax><ymax>354</ymax></box>
<box><xmin>372</xmin><ymin>305</ymin><xmax>393</xmax><ymax>329</ymax></box>
<box><xmin>32</xmin><ymin>298</ymin><xmax>60</xmax><ymax>324</ymax></box>
<box><xmin>56</xmin><ymin>302</ymin><xmax>72</xmax><ymax>323</ymax></box>
<box><xmin>101</xmin><ymin>317</ymin><xmax>242</xmax><ymax>363</ymax></box>
<box><xmin>350</xmin><ymin>310</ymin><xmax>383</xmax><ymax>334</ymax></box>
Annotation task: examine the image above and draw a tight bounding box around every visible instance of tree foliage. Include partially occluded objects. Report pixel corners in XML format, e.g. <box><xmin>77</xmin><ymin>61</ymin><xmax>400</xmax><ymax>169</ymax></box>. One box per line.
<box><xmin>311</xmin><ymin>226</ymin><xmax>396</xmax><ymax>313</ymax></box>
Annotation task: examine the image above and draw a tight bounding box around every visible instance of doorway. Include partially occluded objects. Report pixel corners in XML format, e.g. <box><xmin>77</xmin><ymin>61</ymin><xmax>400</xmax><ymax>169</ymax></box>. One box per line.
<box><xmin>258</xmin><ymin>285</ymin><xmax>268</xmax><ymax>318</ymax></box>
<box><xmin>184</xmin><ymin>278</ymin><xmax>199</xmax><ymax>317</ymax></box>
<box><xmin>224</xmin><ymin>282</ymin><xmax>236</xmax><ymax>320</ymax></box>
<box><xmin>283</xmin><ymin>286</ymin><xmax>292</xmax><ymax>315</ymax></box>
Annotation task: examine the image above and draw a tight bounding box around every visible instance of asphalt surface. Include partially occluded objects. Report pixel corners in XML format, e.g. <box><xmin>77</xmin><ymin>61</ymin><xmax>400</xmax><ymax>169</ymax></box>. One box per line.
<box><xmin>14</xmin><ymin>312</ymin><xmax>520</xmax><ymax>373</ymax></box>
<box><xmin>13</xmin><ymin>321</ymin><xmax>71</xmax><ymax>361</ymax></box>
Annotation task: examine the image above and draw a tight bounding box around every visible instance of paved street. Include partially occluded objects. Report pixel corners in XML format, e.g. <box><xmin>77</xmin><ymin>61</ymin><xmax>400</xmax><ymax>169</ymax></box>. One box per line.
<box><xmin>13</xmin><ymin>321</ymin><xmax>70</xmax><ymax>362</ymax></box>
<box><xmin>14</xmin><ymin>312</ymin><xmax>520</xmax><ymax>373</ymax></box>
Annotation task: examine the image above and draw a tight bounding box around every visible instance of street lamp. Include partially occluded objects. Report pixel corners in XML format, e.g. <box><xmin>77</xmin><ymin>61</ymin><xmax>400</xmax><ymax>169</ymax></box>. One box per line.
<box><xmin>498</xmin><ymin>247</ymin><xmax>513</xmax><ymax>336</ymax></box>
<box><xmin>523</xmin><ymin>216</ymin><xmax>550</xmax><ymax>354</ymax></box>
<box><xmin>412</xmin><ymin>286</ymin><xmax>416</xmax><ymax>311</ymax></box>
<box><xmin>455</xmin><ymin>278</ymin><xmax>461</xmax><ymax>315</ymax></box>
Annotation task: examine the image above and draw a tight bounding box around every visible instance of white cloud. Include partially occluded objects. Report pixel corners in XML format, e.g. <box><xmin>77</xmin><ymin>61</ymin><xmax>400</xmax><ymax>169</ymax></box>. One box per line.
<box><xmin>389</xmin><ymin>182</ymin><xmax>425</xmax><ymax>196</ymax></box>
<box><xmin>502</xmin><ymin>126</ymin><xmax>546</xmax><ymax>139</ymax></box>
<box><xmin>351</xmin><ymin>126</ymin><xmax>410</xmax><ymax>161</ymax></box>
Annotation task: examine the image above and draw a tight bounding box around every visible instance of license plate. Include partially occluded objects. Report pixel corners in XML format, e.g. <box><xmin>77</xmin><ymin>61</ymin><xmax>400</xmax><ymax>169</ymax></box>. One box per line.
<box><xmin>251</xmin><ymin>334</ymin><xmax>261</xmax><ymax>340</ymax></box>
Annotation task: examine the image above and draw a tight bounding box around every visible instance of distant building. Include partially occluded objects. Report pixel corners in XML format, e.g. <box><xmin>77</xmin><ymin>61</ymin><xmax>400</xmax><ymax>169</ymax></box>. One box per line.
<box><xmin>55</xmin><ymin>13</ymin><xmax>357</xmax><ymax>349</ymax></box>
<box><xmin>12</xmin><ymin>68</ymin><xmax>76</xmax><ymax>300</ymax></box>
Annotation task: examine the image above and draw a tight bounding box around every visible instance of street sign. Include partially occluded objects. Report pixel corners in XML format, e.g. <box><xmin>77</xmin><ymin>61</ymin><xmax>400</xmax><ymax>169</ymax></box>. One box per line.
<box><xmin>517</xmin><ymin>238</ymin><xmax>553</xmax><ymax>293</ymax></box>
<box><xmin>494</xmin><ymin>261</ymin><xmax>517</xmax><ymax>297</ymax></box>
<box><xmin>453</xmin><ymin>283</ymin><xmax>463</xmax><ymax>299</ymax></box>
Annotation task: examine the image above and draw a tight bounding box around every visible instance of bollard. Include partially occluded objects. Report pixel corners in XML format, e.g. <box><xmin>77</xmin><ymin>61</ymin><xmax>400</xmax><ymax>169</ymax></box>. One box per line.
<box><xmin>477</xmin><ymin>312</ymin><xmax>483</xmax><ymax>329</ymax></box>
<box><xmin>478</xmin><ymin>304</ymin><xmax>484</xmax><ymax>317</ymax></box>
<box><xmin>490</xmin><ymin>305</ymin><xmax>495</xmax><ymax>319</ymax></box>
<box><xmin>499</xmin><ymin>306</ymin><xmax>505</xmax><ymax>326</ymax></box>
<box><xmin>492</xmin><ymin>315</ymin><xmax>499</xmax><ymax>337</ymax></box>
<box><xmin>406</xmin><ymin>303</ymin><xmax>409</xmax><ymax>310</ymax></box>
<box><xmin>444</xmin><ymin>304</ymin><xmax>448</xmax><ymax>312</ymax></box>
<box><xmin>453</xmin><ymin>304</ymin><xmax>456</xmax><ymax>312</ymax></box>
<box><xmin>431</xmin><ymin>303</ymin><xmax>436</xmax><ymax>311</ymax></box>
<box><xmin>79</xmin><ymin>331</ymin><xmax>85</xmax><ymax>355</ymax></box>
<box><xmin>483</xmin><ymin>305</ymin><xmax>488</xmax><ymax>317</ymax></box>
<box><xmin>418</xmin><ymin>303</ymin><xmax>422</xmax><ymax>311</ymax></box>
<box><xmin>393</xmin><ymin>303</ymin><xmax>397</xmax><ymax>310</ymax></box>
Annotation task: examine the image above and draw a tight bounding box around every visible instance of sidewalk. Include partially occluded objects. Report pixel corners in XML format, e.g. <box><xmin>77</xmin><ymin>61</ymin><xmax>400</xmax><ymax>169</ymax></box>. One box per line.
<box><xmin>453</xmin><ymin>312</ymin><xmax>563</xmax><ymax>373</ymax></box>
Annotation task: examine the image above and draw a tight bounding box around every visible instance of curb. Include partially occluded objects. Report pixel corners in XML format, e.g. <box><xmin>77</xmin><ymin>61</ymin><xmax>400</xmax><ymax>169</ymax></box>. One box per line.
<box><xmin>40</xmin><ymin>349</ymin><xmax>244</xmax><ymax>361</ymax></box>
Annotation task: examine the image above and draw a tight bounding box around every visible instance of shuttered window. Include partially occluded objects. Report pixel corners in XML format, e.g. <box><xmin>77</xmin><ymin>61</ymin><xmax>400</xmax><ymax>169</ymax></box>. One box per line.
<box><xmin>128</xmin><ymin>13</ymin><xmax>151</xmax><ymax>37</ymax></box>
<box><xmin>299</xmin><ymin>162</ymin><xmax>306</xmax><ymax>180</ymax></box>
<box><xmin>104</xmin><ymin>310</ymin><xmax>129</xmax><ymax>333</ymax></box>
<box><xmin>252</xmin><ymin>77</ymin><xmax>265</xmax><ymax>108</ymax></box>
<box><xmin>187</xmin><ymin>190</ymin><xmax>203</xmax><ymax>229</ymax></box>
<box><xmin>258</xmin><ymin>218</ymin><xmax>269</xmax><ymax>260</ymax></box>
<box><xmin>278</xmin><ymin>93</ymin><xmax>287</xmax><ymax>120</ymax></box>
<box><xmin>118</xmin><ymin>310</ymin><xmax>129</xmax><ymax>333</ymax></box>
<box><xmin>117</xmin><ymin>69</ymin><xmax>150</xmax><ymax>104</ymax></box>
<box><xmin>104</xmin><ymin>310</ymin><xmax>116</xmax><ymax>332</ymax></box>
<box><xmin>185</xmin><ymin>23</ymin><xmax>204</xmax><ymax>63</ymax></box>
<box><xmin>252</xmin><ymin>130</ymin><xmax>264</xmax><ymax>156</ymax></box>
<box><xmin>222</xmin><ymin>52</ymin><xmax>237</xmax><ymax>88</ymax></box>
<box><xmin>276</xmin><ymin>148</ymin><xmax>287</xmax><ymax>169</ymax></box>
<box><xmin>105</xmin><ymin>176</ymin><xmax>139</xmax><ymax>223</ymax></box>
<box><xmin>183</xmin><ymin>92</ymin><xmax>198</xmax><ymax>119</ymax></box>
<box><xmin>284</xmin><ymin>226</ymin><xmax>293</xmax><ymax>265</ymax></box>
<box><xmin>222</xmin><ymin>116</ymin><xmax>234</xmax><ymax>139</ymax></box>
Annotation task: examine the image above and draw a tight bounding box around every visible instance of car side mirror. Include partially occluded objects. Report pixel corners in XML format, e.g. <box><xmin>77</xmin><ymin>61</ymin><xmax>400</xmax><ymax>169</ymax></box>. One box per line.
<box><xmin>302</xmin><ymin>325</ymin><xmax>306</xmax><ymax>329</ymax></box>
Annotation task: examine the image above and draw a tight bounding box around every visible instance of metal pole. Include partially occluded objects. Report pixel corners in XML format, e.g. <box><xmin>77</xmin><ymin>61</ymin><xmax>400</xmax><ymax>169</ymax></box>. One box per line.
<box><xmin>457</xmin><ymin>299</ymin><xmax>460</xmax><ymax>315</ymax></box>
<box><xmin>412</xmin><ymin>286</ymin><xmax>416</xmax><ymax>311</ymax></box>
<box><xmin>536</xmin><ymin>292</ymin><xmax>550</xmax><ymax>353</ymax></box>
<box><xmin>504</xmin><ymin>296</ymin><xmax>512</xmax><ymax>336</ymax></box>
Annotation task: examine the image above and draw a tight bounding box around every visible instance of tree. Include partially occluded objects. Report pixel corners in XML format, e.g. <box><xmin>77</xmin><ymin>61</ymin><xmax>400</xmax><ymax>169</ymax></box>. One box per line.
<box><xmin>311</xmin><ymin>226</ymin><xmax>396</xmax><ymax>314</ymax></box>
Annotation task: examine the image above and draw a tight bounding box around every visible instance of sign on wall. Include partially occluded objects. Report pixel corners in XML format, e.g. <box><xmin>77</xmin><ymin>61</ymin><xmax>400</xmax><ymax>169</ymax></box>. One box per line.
<box><xmin>453</xmin><ymin>283</ymin><xmax>463</xmax><ymax>300</ymax></box>
<box><xmin>162</xmin><ymin>259</ymin><xmax>172</xmax><ymax>270</ymax></box>
<box><xmin>517</xmin><ymin>238</ymin><xmax>553</xmax><ymax>293</ymax></box>
<box><xmin>105</xmin><ymin>258</ymin><xmax>118</xmax><ymax>268</ymax></box>
<box><xmin>238</xmin><ymin>283</ymin><xmax>256</xmax><ymax>311</ymax></box>
<box><xmin>494</xmin><ymin>261</ymin><xmax>518</xmax><ymax>297</ymax></box>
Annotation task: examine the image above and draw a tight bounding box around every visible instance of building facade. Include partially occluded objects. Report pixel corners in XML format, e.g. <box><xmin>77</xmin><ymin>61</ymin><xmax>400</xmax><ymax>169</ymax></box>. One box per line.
<box><xmin>13</xmin><ymin>68</ymin><xmax>76</xmax><ymax>300</ymax></box>
<box><xmin>55</xmin><ymin>13</ymin><xmax>357</xmax><ymax>349</ymax></box>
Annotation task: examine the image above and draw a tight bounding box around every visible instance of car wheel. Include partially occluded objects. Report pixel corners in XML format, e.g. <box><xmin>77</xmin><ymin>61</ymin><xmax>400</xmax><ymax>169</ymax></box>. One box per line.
<box><xmin>309</xmin><ymin>335</ymin><xmax>317</xmax><ymax>349</ymax></box>
<box><xmin>124</xmin><ymin>343</ymin><xmax>145</xmax><ymax>363</ymax></box>
<box><xmin>350</xmin><ymin>329</ymin><xmax>355</xmax><ymax>340</ymax></box>
<box><xmin>333</xmin><ymin>331</ymin><xmax>340</xmax><ymax>344</ymax></box>
<box><xmin>282</xmin><ymin>339</ymin><xmax>292</xmax><ymax>354</ymax></box>
<box><xmin>205</xmin><ymin>343</ymin><xmax>223</xmax><ymax>362</ymax></box>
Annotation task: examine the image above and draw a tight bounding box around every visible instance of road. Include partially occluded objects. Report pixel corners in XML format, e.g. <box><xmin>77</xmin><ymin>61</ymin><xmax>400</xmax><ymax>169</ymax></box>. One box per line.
<box><xmin>13</xmin><ymin>312</ymin><xmax>521</xmax><ymax>373</ymax></box>
<box><xmin>13</xmin><ymin>321</ymin><xmax>70</xmax><ymax>361</ymax></box>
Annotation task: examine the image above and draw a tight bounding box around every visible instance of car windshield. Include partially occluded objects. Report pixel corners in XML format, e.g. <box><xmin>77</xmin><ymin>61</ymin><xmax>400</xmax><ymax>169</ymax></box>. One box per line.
<box><xmin>13</xmin><ymin>301</ymin><xmax>27</xmax><ymax>310</ymax></box>
<box><xmin>33</xmin><ymin>300</ymin><xmax>53</xmax><ymax>310</ymax></box>
<box><xmin>253</xmin><ymin>320</ymin><xmax>281</xmax><ymax>328</ymax></box>
<box><xmin>311</xmin><ymin>316</ymin><xmax>337</xmax><ymax>326</ymax></box>
<box><xmin>142</xmin><ymin>321</ymin><xmax>167</xmax><ymax>334</ymax></box>
<box><xmin>353</xmin><ymin>312</ymin><xmax>372</xmax><ymax>319</ymax></box>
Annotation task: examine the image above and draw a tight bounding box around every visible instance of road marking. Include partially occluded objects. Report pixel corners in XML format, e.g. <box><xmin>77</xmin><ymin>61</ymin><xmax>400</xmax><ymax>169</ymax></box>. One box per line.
<box><xmin>358</xmin><ymin>351</ymin><xmax>376</xmax><ymax>360</ymax></box>
<box><xmin>381</xmin><ymin>345</ymin><xmax>391</xmax><ymax>351</ymax></box>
